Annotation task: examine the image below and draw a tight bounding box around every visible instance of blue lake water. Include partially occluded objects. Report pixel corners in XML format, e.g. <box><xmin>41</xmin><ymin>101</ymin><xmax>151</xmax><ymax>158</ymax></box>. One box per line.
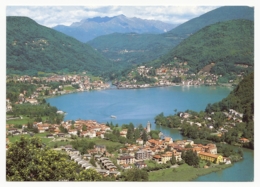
<box><xmin>47</xmin><ymin>85</ymin><xmax>232</xmax><ymax>129</ymax></box>
<box><xmin>46</xmin><ymin>85</ymin><xmax>254</xmax><ymax>182</ymax></box>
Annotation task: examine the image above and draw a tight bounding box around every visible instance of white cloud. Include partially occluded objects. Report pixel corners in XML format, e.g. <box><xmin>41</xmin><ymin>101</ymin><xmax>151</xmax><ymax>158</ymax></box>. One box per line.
<box><xmin>6</xmin><ymin>6</ymin><xmax>220</xmax><ymax>27</ymax></box>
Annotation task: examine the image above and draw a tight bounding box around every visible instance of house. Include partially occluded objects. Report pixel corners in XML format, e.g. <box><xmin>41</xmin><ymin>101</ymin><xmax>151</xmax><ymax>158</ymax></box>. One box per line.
<box><xmin>94</xmin><ymin>155</ymin><xmax>102</xmax><ymax>161</ymax></box>
<box><xmin>161</xmin><ymin>152</ymin><xmax>172</xmax><ymax>164</ymax></box>
<box><xmin>239</xmin><ymin>138</ymin><xmax>250</xmax><ymax>143</ymax></box>
<box><xmin>94</xmin><ymin>145</ymin><xmax>106</xmax><ymax>153</ymax></box>
<box><xmin>120</xmin><ymin>129</ymin><xmax>128</xmax><ymax>138</ymax></box>
<box><xmin>146</xmin><ymin>139</ymin><xmax>160</xmax><ymax>147</ymax></box>
<box><xmin>56</xmin><ymin>133</ymin><xmax>65</xmax><ymax>137</ymax></box>
<box><xmin>96</xmin><ymin>169</ymin><xmax>109</xmax><ymax>177</ymax></box>
<box><xmin>68</xmin><ymin>129</ymin><xmax>78</xmax><ymax>135</ymax></box>
<box><xmin>38</xmin><ymin>127</ymin><xmax>46</xmax><ymax>133</ymax></box>
<box><xmin>12</xmin><ymin>130</ymin><xmax>21</xmax><ymax>135</ymax></box>
<box><xmin>117</xmin><ymin>155</ymin><xmax>135</xmax><ymax>165</ymax></box>
<box><xmin>83</xmin><ymin>154</ymin><xmax>91</xmax><ymax>160</ymax></box>
<box><xmin>163</xmin><ymin>137</ymin><xmax>173</xmax><ymax>145</ymax></box>
<box><xmin>135</xmin><ymin>149</ymin><xmax>152</xmax><ymax>160</ymax></box>
<box><xmin>223</xmin><ymin>157</ymin><xmax>232</xmax><ymax>164</ymax></box>
<box><xmin>135</xmin><ymin>161</ymin><xmax>147</xmax><ymax>169</ymax></box>
<box><xmin>136</xmin><ymin>138</ymin><xmax>144</xmax><ymax>145</ymax></box>
<box><xmin>152</xmin><ymin>155</ymin><xmax>162</xmax><ymax>164</ymax></box>
<box><xmin>120</xmin><ymin>164</ymin><xmax>132</xmax><ymax>170</ymax></box>
<box><xmin>205</xmin><ymin>143</ymin><xmax>217</xmax><ymax>154</ymax></box>
<box><xmin>46</xmin><ymin>134</ymin><xmax>54</xmax><ymax>138</ymax></box>
<box><xmin>7</xmin><ymin>128</ymin><xmax>18</xmax><ymax>134</ymax></box>
<box><xmin>25</xmin><ymin>98</ymin><xmax>38</xmax><ymax>105</ymax></box>
<box><xmin>198</xmin><ymin>152</ymin><xmax>223</xmax><ymax>164</ymax></box>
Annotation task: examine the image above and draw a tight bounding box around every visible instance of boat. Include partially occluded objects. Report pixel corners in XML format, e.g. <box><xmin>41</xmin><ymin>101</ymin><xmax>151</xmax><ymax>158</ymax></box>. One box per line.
<box><xmin>111</xmin><ymin>115</ymin><xmax>117</xmax><ymax>118</ymax></box>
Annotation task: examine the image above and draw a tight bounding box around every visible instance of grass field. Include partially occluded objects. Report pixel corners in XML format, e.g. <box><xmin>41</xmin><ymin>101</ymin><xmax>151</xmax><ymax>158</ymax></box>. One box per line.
<box><xmin>6</xmin><ymin>116</ymin><xmax>32</xmax><ymax>125</ymax></box>
<box><xmin>6</xmin><ymin>115</ymin><xmax>49</xmax><ymax>125</ymax></box>
<box><xmin>89</xmin><ymin>138</ymin><xmax>123</xmax><ymax>148</ymax></box>
<box><xmin>63</xmin><ymin>85</ymin><xmax>77</xmax><ymax>91</ymax></box>
<box><xmin>148</xmin><ymin>163</ymin><xmax>231</xmax><ymax>181</ymax></box>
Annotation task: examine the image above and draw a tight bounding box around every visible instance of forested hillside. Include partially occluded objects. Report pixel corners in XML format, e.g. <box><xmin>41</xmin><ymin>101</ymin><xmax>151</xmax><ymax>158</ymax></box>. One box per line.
<box><xmin>146</xmin><ymin>19</ymin><xmax>254</xmax><ymax>81</ymax></box>
<box><xmin>88</xmin><ymin>6</ymin><xmax>254</xmax><ymax>71</ymax></box>
<box><xmin>206</xmin><ymin>71</ymin><xmax>254</xmax><ymax>122</ymax></box>
<box><xmin>88</xmin><ymin>32</ymin><xmax>176</xmax><ymax>67</ymax></box>
<box><xmin>6</xmin><ymin>16</ymin><xmax>116</xmax><ymax>77</ymax></box>
<box><xmin>163</xmin><ymin>6</ymin><xmax>254</xmax><ymax>39</ymax></box>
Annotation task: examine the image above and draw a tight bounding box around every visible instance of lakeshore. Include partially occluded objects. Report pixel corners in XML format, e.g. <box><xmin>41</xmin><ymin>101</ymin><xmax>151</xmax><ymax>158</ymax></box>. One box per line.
<box><xmin>7</xmin><ymin>83</ymin><xmax>253</xmax><ymax>181</ymax></box>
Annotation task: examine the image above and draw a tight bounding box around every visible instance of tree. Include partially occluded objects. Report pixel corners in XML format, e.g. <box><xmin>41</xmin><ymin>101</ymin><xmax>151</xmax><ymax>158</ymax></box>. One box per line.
<box><xmin>6</xmin><ymin>137</ymin><xmax>101</xmax><ymax>181</ymax></box>
<box><xmin>121</xmin><ymin>168</ymin><xmax>148</xmax><ymax>181</ymax></box>
<box><xmin>89</xmin><ymin>157</ymin><xmax>97</xmax><ymax>167</ymax></box>
<box><xmin>141</xmin><ymin>130</ymin><xmax>148</xmax><ymax>144</ymax></box>
<box><xmin>82</xmin><ymin>124</ymin><xmax>87</xmax><ymax>131</ymax></box>
<box><xmin>75</xmin><ymin>169</ymin><xmax>102</xmax><ymax>181</ymax></box>
<box><xmin>182</xmin><ymin>150</ymin><xmax>199</xmax><ymax>166</ymax></box>
<box><xmin>171</xmin><ymin>154</ymin><xmax>177</xmax><ymax>165</ymax></box>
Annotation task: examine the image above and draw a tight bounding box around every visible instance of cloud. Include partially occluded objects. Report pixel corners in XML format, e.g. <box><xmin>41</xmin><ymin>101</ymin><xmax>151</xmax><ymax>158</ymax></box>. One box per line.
<box><xmin>6</xmin><ymin>6</ymin><xmax>219</xmax><ymax>27</ymax></box>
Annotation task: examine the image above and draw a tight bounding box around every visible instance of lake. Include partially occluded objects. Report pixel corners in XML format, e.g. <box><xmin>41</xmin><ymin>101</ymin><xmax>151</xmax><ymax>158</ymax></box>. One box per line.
<box><xmin>47</xmin><ymin>85</ymin><xmax>254</xmax><ymax>182</ymax></box>
<box><xmin>47</xmin><ymin>85</ymin><xmax>232</xmax><ymax>132</ymax></box>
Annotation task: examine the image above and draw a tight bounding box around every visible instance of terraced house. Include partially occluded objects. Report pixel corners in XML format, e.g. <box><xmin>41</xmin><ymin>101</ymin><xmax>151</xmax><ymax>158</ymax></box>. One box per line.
<box><xmin>198</xmin><ymin>152</ymin><xmax>223</xmax><ymax>164</ymax></box>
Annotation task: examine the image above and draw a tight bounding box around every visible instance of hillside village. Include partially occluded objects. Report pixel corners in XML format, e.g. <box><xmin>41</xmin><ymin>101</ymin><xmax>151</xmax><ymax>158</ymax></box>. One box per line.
<box><xmin>114</xmin><ymin>61</ymin><xmax>246</xmax><ymax>89</ymax></box>
<box><xmin>6</xmin><ymin>74</ymin><xmax>109</xmax><ymax>111</ymax></box>
<box><xmin>6</xmin><ymin>118</ymin><xmax>233</xmax><ymax>178</ymax></box>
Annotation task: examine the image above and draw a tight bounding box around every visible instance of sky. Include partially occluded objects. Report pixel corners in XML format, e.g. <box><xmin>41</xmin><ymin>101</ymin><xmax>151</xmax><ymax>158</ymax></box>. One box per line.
<box><xmin>6</xmin><ymin>6</ymin><xmax>221</xmax><ymax>27</ymax></box>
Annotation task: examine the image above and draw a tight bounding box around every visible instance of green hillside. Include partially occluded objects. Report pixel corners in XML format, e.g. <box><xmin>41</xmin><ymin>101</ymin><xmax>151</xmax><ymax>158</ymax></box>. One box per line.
<box><xmin>164</xmin><ymin>6</ymin><xmax>254</xmax><ymax>38</ymax></box>
<box><xmin>88</xmin><ymin>32</ymin><xmax>177</xmax><ymax>67</ymax></box>
<box><xmin>206</xmin><ymin>71</ymin><xmax>254</xmax><ymax>122</ymax></box>
<box><xmin>6</xmin><ymin>16</ymin><xmax>115</xmax><ymax>76</ymax></box>
<box><xmin>147</xmin><ymin>19</ymin><xmax>254</xmax><ymax>80</ymax></box>
<box><xmin>88</xmin><ymin>6</ymin><xmax>254</xmax><ymax>71</ymax></box>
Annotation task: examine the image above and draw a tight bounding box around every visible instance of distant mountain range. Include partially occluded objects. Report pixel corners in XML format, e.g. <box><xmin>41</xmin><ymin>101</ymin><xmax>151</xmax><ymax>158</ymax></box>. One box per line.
<box><xmin>53</xmin><ymin>14</ymin><xmax>177</xmax><ymax>42</ymax></box>
<box><xmin>6</xmin><ymin>16</ymin><xmax>116</xmax><ymax>76</ymax></box>
<box><xmin>88</xmin><ymin>6</ymin><xmax>254</xmax><ymax>68</ymax></box>
<box><xmin>6</xmin><ymin>6</ymin><xmax>254</xmax><ymax>79</ymax></box>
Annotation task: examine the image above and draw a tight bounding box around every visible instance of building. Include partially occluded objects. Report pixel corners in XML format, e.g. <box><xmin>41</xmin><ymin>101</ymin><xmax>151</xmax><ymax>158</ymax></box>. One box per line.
<box><xmin>135</xmin><ymin>161</ymin><xmax>147</xmax><ymax>169</ymax></box>
<box><xmin>135</xmin><ymin>149</ymin><xmax>152</xmax><ymax>160</ymax></box>
<box><xmin>198</xmin><ymin>152</ymin><xmax>223</xmax><ymax>164</ymax></box>
<box><xmin>146</xmin><ymin>121</ymin><xmax>151</xmax><ymax>133</ymax></box>
<box><xmin>117</xmin><ymin>155</ymin><xmax>135</xmax><ymax>165</ymax></box>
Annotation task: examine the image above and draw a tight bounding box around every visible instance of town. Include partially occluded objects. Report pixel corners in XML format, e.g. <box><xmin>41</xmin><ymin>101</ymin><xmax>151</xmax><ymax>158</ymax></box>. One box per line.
<box><xmin>6</xmin><ymin>118</ymin><xmax>234</xmax><ymax>178</ymax></box>
<box><xmin>114</xmin><ymin>61</ymin><xmax>246</xmax><ymax>89</ymax></box>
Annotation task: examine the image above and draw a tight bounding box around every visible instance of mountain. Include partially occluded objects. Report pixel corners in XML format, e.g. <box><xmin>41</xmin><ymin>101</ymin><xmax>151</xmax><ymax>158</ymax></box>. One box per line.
<box><xmin>163</xmin><ymin>6</ymin><xmax>254</xmax><ymax>38</ymax></box>
<box><xmin>6</xmin><ymin>16</ymin><xmax>116</xmax><ymax>76</ymax></box>
<box><xmin>53</xmin><ymin>14</ymin><xmax>176</xmax><ymax>42</ymax></box>
<box><xmin>88</xmin><ymin>32</ymin><xmax>175</xmax><ymax>67</ymax></box>
<box><xmin>88</xmin><ymin>6</ymin><xmax>254</xmax><ymax>69</ymax></box>
<box><xmin>147</xmin><ymin>19</ymin><xmax>254</xmax><ymax>79</ymax></box>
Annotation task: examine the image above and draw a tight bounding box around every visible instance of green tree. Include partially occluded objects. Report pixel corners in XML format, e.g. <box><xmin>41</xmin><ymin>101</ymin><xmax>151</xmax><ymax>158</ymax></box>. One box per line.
<box><xmin>89</xmin><ymin>157</ymin><xmax>97</xmax><ymax>167</ymax></box>
<box><xmin>75</xmin><ymin>169</ymin><xmax>102</xmax><ymax>181</ymax></box>
<box><xmin>121</xmin><ymin>168</ymin><xmax>148</xmax><ymax>181</ymax></box>
<box><xmin>141</xmin><ymin>130</ymin><xmax>148</xmax><ymax>144</ymax></box>
<box><xmin>6</xmin><ymin>137</ymin><xmax>102</xmax><ymax>181</ymax></box>
<box><xmin>171</xmin><ymin>154</ymin><xmax>176</xmax><ymax>165</ymax></box>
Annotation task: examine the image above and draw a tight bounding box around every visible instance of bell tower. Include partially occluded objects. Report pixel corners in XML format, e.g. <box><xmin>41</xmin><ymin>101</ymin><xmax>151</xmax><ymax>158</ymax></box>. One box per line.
<box><xmin>146</xmin><ymin>121</ymin><xmax>151</xmax><ymax>133</ymax></box>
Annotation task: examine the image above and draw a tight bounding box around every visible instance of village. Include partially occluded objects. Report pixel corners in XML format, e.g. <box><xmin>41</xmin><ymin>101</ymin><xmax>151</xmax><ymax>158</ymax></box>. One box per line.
<box><xmin>6</xmin><ymin>116</ymin><xmax>236</xmax><ymax>178</ymax></box>
<box><xmin>115</xmin><ymin>61</ymin><xmax>245</xmax><ymax>89</ymax></box>
<box><xmin>6</xmin><ymin>73</ymin><xmax>110</xmax><ymax>111</ymax></box>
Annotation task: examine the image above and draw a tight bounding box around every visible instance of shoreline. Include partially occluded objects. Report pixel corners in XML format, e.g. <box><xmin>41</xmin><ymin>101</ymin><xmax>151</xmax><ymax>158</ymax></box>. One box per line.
<box><xmin>43</xmin><ymin>83</ymin><xmax>234</xmax><ymax>100</ymax></box>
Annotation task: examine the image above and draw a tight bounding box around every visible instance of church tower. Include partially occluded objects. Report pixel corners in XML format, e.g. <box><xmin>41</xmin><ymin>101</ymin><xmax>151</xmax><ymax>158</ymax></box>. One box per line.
<box><xmin>146</xmin><ymin>121</ymin><xmax>151</xmax><ymax>133</ymax></box>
